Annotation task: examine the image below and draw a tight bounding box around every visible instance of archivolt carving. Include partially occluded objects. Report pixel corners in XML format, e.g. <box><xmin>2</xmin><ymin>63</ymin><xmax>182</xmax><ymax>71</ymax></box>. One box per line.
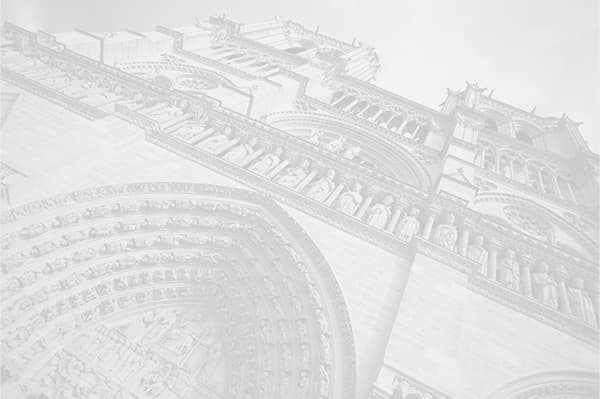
<box><xmin>264</xmin><ymin>111</ymin><xmax>432</xmax><ymax>189</ymax></box>
<box><xmin>0</xmin><ymin>183</ymin><xmax>356</xmax><ymax>399</ymax></box>
<box><xmin>485</xmin><ymin>371</ymin><xmax>599</xmax><ymax>399</ymax></box>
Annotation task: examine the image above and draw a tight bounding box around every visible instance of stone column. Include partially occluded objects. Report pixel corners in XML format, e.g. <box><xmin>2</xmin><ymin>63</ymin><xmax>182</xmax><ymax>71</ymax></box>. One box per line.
<box><xmin>420</xmin><ymin>210</ymin><xmax>438</xmax><ymax>241</ymax></box>
<box><xmin>555</xmin><ymin>265</ymin><xmax>572</xmax><ymax>315</ymax></box>
<box><xmin>457</xmin><ymin>223</ymin><xmax>471</xmax><ymax>257</ymax></box>
<box><xmin>385</xmin><ymin>208</ymin><xmax>403</xmax><ymax>233</ymax></box>
<box><xmin>397</xmin><ymin>118</ymin><xmax>410</xmax><ymax>134</ymax></box>
<box><xmin>519</xmin><ymin>254</ymin><xmax>535</xmax><ymax>297</ymax></box>
<box><xmin>487</xmin><ymin>239</ymin><xmax>502</xmax><ymax>282</ymax></box>
<box><xmin>324</xmin><ymin>184</ymin><xmax>345</xmax><ymax>206</ymax></box>
<box><xmin>355</xmin><ymin>195</ymin><xmax>374</xmax><ymax>219</ymax></box>
<box><xmin>266</xmin><ymin>159</ymin><xmax>289</xmax><ymax>179</ymax></box>
<box><xmin>296</xmin><ymin>171</ymin><xmax>317</xmax><ymax>191</ymax></box>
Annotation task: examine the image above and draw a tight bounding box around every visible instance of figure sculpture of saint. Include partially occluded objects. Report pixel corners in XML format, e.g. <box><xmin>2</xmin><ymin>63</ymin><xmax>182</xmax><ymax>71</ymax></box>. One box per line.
<box><xmin>305</xmin><ymin>169</ymin><xmax>336</xmax><ymax>201</ymax></box>
<box><xmin>568</xmin><ymin>277</ymin><xmax>597</xmax><ymax>326</ymax></box>
<box><xmin>396</xmin><ymin>207</ymin><xmax>421</xmax><ymax>242</ymax></box>
<box><xmin>467</xmin><ymin>234</ymin><xmax>489</xmax><ymax>275</ymax></box>
<box><xmin>336</xmin><ymin>182</ymin><xmax>363</xmax><ymax>215</ymax></box>
<box><xmin>248</xmin><ymin>147</ymin><xmax>283</xmax><ymax>175</ymax></box>
<box><xmin>278</xmin><ymin>160</ymin><xmax>311</xmax><ymax>189</ymax></box>
<box><xmin>366</xmin><ymin>195</ymin><xmax>394</xmax><ymax>229</ymax></box>
<box><xmin>222</xmin><ymin>137</ymin><xmax>259</xmax><ymax>165</ymax></box>
<box><xmin>531</xmin><ymin>262</ymin><xmax>558</xmax><ymax>309</ymax></box>
<box><xmin>432</xmin><ymin>213</ymin><xmax>458</xmax><ymax>250</ymax></box>
<box><xmin>321</xmin><ymin>136</ymin><xmax>346</xmax><ymax>154</ymax></box>
<box><xmin>497</xmin><ymin>248</ymin><xmax>521</xmax><ymax>291</ymax></box>
<box><xmin>197</xmin><ymin>130</ymin><xmax>232</xmax><ymax>154</ymax></box>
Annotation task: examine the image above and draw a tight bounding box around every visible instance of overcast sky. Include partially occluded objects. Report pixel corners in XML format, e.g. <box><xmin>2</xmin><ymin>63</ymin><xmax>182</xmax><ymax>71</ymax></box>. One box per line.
<box><xmin>2</xmin><ymin>0</ymin><xmax>598</xmax><ymax>152</ymax></box>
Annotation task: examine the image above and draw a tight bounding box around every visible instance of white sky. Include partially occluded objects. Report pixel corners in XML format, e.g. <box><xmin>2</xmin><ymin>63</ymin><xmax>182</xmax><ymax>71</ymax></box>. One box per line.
<box><xmin>2</xmin><ymin>0</ymin><xmax>598</xmax><ymax>152</ymax></box>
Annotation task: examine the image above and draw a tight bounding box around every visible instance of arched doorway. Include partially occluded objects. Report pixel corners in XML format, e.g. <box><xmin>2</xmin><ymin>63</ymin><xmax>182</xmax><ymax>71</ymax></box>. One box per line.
<box><xmin>0</xmin><ymin>182</ymin><xmax>356</xmax><ymax>399</ymax></box>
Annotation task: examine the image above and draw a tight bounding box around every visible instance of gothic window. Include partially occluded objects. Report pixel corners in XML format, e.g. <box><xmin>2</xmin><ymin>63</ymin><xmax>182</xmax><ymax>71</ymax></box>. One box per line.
<box><xmin>482</xmin><ymin>148</ymin><xmax>497</xmax><ymax>171</ymax></box>
<box><xmin>515</xmin><ymin>129</ymin><xmax>533</xmax><ymax>145</ymax></box>
<box><xmin>387</xmin><ymin>115</ymin><xmax>405</xmax><ymax>131</ymax></box>
<box><xmin>361</xmin><ymin>105</ymin><xmax>380</xmax><ymax>119</ymax></box>
<box><xmin>334</xmin><ymin>95</ymin><xmax>356</xmax><ymax>109</ymax></box>
<box><xmin>499</xmin><ymin>153</ymin><xmax>512</xmax><ymax>178</ymax></box>
<box><xmin>556</xmin><ymin>174</ymin><xmax>574</xmax><ymax>202</ymax></box>
<box><xmin>330</xmin><ymin>91</ymin><xmax>345</xmax><ymax>104</ymax></box>
<box><xmin>284</xmin><ymin>46</ymin><xmax>307</xmax><ymax>54</ymax></box>
<box><xmin>540</xmin><ymin>169</ymin><xmax>556</xmax><ymax>195</ymax></box>
<box><xmin>375</xmin><ymin>110</ymin><xmax>393</xmax><ymax>125</ymax></box>
<box><xmin>526</xmin><ymin>162</ymin><xmax>542</xmax><ymax>191</ymax></box>
<box><xmin>349</xmin><ymin>100</ymin><xmax>369</xmax><ymax>115</ymax></box>
<box><xmin>511</xmin><ymin>158</ymin><xmax>526</xmax><ymax>184</ymax></box>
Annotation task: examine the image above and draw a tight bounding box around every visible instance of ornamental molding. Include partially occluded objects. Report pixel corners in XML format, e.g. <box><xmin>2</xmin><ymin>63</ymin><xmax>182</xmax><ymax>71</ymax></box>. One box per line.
<box><xmin>474</xmin><ymin>167</ymin><xmax>591</xmax><ymax>216</ymax></box>
<box><xmin>478</xmin><ymin>130</ymin><xmax>575</xmax><ymax>167</ymax></box>
<box><xmin>475</xmin><ymin>193</ymin><xmax>598</xmax><ymax>260</ymax></box>
<box><xmin>469</xmin><ymin>275</ymin><xmax>598</xmax><ymax>347</ymax></box>
<box><xmin>263</xmin><ymin>109</ymin><xmax>434</xmax><ymax>187</ymax></box>
<box><xmin>478</xmin><ymin>94</ymin><xmax>561</xmax><ymax>131</ymax></box>
<box><xmin>484</xmin><ymin>371</ymin><xmax>599</xmax><ymax>399</ymax></box>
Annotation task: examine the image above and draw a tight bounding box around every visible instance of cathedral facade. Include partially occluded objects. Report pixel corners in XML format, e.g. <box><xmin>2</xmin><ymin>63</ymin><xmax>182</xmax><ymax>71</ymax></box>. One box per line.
<box><xmin>0</xmin><ymin>16</ymin><xmax>598</xmax><ymax>399</ymax></box>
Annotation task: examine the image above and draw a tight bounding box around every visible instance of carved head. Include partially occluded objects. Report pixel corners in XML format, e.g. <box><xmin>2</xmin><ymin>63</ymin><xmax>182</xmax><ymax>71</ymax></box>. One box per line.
<box><xmin>570</xmin><ymin>276</ymin><xmax>585</xmax><ymax>290</ymax></box>
<box><xmin>248</xmin><ymin>136</ymin><xmax>259</xmax><ymax>146</ymax></box>
<box><xmin>535</xmin><ymin>261</ymin><xmax>550</xmax><ymax>274</ymax></box>
<box><xmin>505</xmin><ymin>248</ymin><xmax>516</xmax><ymax>261</ymax></box>
<box><xmin>409</xmin><ymin>207</ymin><xmax>421</xmax><ymax>217</ymax></box>
<box><xmin>446</xmin><ymin>212</ymin><xmax>456</xmax><ymax>224</ymax></box>
<box><xmin>352</xmin><ymin>182</ymin><xmax>362</xmax><ymax>192</ymax></box>
<box><xmin>326</xmin><ymin>169</ymin><xmax>336</xmax><ymax>179</ymax></box>
<box><xmin>383</xmin><ymin>194</ymin><xmax>394</xmax><ymax>205</ymax></box>
<box><xmin>474</xmin><ymin>234</ymin><xmax>485</xmax><ymax>246</ymax></box>
<box><xmin>300</xmin><ymin>159</ymin><xmax>311</xmax><ymax>169</ymax></box>
<box><xmin>274</xmin><ymin>147</ymin><xmax>284</xmax><ymax>156</ymax></box>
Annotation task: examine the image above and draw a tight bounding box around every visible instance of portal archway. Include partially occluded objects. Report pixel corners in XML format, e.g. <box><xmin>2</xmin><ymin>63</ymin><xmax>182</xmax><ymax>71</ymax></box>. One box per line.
<box><xmin>0</xmin><ymin>182</ymin><xmax>356</xmax><ymax>399</ymax></box>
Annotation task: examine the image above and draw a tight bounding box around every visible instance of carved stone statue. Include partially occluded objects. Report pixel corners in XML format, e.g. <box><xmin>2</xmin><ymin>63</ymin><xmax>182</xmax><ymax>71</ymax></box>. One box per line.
<box><xmin>305</xmin><ymin>169</ymin><xmax>336</xmax><ymax>201</ymax></box>
<box><xmin>467</xmin><ymin>234</ymin><xmax>489</xmax><ymax>274</ymax></box>
<box><xmin>396</xmin><ymin>207</ymin><xmax>421</xmax><ymax>242</ymax></box>
<box><xmin>248</xmin><ymin>147</ymin><xmax>283</xmax><ymax>175</ymax></box>
<box><xmin>277</xmin><ymin>159</ymin><xmax>311</xmax><ymax>188</ymax></box>
<box><xmin>568</xmin><ymin>277</ymin><xmax>598</xmax><ymax>326</ymax></box>
<box><xmin>497</xmin><ymin>248</ymin><xmax>521</xmax><ymax>291</ymax></box>
<box><xmin>336</xmin><ymin>182</ymin><xmax>363</xmax><ymax>215</ymax></box>
<box><xmin>197</xmin><ymin>130</ymin><xmax>233</xmax><ymax>154</ymax></box>
<box><xmin>531</xmin><ymin>262</ymin><xmax>558</xmax><ymax>309</ymax></box>
<box><xmin>222</xmin><ymin>137</ymin><xmax>259</xmax><ymax>165</ymax></box>
<box><xmin>342</xmin><ymin>146</ymin><xmax>361</xmax><ymax>160</ymax></box>
<box><xmin>366</xmin><ymin>194</ymin><xmax>393</xmax><ymax>229</ymax></box>
<box><xmin>321</xmin><ymin>136</ymin><xmax>346</xmax><ymax>154</ymax></box>
<box><xmin>431</xmin><ymin>213</ymin><xmax>458</xmax><ymax>250</ymax></box>
<box><xmin>306</xmin><ymin>130</ymin><xmax>323</xmax><ymax>145</ymax></box>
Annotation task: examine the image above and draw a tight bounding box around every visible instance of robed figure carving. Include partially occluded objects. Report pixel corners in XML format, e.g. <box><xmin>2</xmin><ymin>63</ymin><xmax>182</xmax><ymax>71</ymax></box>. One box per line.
<box><xmin>366</xmin><ymin>195</ymin><xmax>393</xmax><ymax>229</ymax></box>
<box><xmin>432</xmin><ymin>213</ymin><xmax>458</xmax><ymax>250</ymax></box>
<box><xmin>305</xmin><ymin>169</ymin><xmax>336</xmax><ymax>201</ymax></box>
<box><xmin>197</xmin><ymin>129</ymin><xmax>232</xmax><ymax>154</ymax></box>
<box><xmin>396</xmin><ymin>207</ymin><xmax>421</xmax><ymax>242</ymax></box>
<box><xmin>497</xmin><ymin>249</ymin><xmax>521</xmax><ymax>291</ymax></box>
<box><xmin>222</xmin><ymin>137</ymin><xmax>258</xmax><ymax>165</ymax></box>
<box><xmin>467</xmin><ymin>234</ymin><xmax>489</xmax><ymax>275</ymax></box>
<box><xmin>531</xmin><ymin>262</ymin><xmax>558</xmax><ymax>309</ymax></box>
<box><xmin>336</xmin><ymin>182</ymin><xmax>363</xmax><ymax>215</ymax></box>
<box><xmin>568</xmin><ymin>277</ymin><xmax>597</xmax><ymax>326</ymax></box>
<box><xmin>278</xmin><ymin>160</ymin><xmax>311</xmax><ymax>189</ymax></box>
<box><xmin>248</xmin><ymin>147</ymin><xmax>283</xmax><ymax>175</ymax></box>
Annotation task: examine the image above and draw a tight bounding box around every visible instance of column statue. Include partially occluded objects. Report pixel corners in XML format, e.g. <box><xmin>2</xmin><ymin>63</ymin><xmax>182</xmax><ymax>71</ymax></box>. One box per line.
<box><xmin>222</xmin><ymin>137</ymin><xmax>259</xmax><ymax>165</ymax></box>
<box><xmin>568</xmin><ymin>277</ymin><xmax>597</xmax><ymax>326</ymax></box>
<box><xmin>396</xmin><ymin>207</ymin><xmax>421</xmax><ymax>242</ymax></box>
<box><xmin>531</xmin><ymin>262</ymin><xmax>558</xmax><ymax>309</ymax></box>
<box><xmin>467</xmin><ymin>234</ymin><xmax>489</xmax><ymax>274</ymax></box>
<box><xmin>305</xmin><ymin>169</ymin><xmax>336</xmax><ymax>201</ymax></box>
<box><xmin>321</xmin><ymin>136</ymin><xmax>346</xmax><ymax>154</ymax></box>
<box><xmin>336</xmin><ymin>182</ymin><xmax>363</xmax><ymax>215</ymax></box>
<box><xmin>197</xmin><ymin>130</ymin><xmax>233</xmax><ymax>154</ymax></box>
<box><xmin>431</xmin><ymin>212</ymin><xmax>458</xmax><ymax>250</ymax></box>
<box><xmin>497</xmin><ymin>249</ymin><xmax>521</xmax><ymax>291</ymax></box>
<box><xmin>277</xmin><ymin>160</ymin><xmax>311</xmax><ymax>188</ymax></box>
<box><xmin>366</xmin><ymin>195</ymin><xmax>393</xmax><ymax>229</ymax></box>
<box><xmin>248</xmin><ymin>147</ymin><xmax>283</xmax><ymax>175</ymax></box>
